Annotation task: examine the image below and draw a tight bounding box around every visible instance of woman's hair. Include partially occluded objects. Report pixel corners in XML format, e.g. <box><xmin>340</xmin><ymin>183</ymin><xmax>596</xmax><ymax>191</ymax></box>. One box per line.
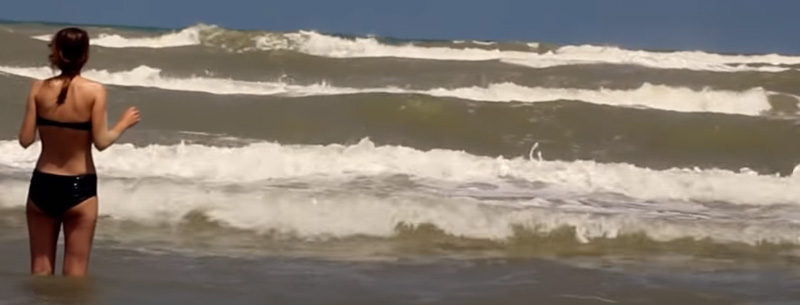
<box><xmin>48</xmin><ymin>27</ymin><xmax>89</xmax><ymax>104</ymax></box>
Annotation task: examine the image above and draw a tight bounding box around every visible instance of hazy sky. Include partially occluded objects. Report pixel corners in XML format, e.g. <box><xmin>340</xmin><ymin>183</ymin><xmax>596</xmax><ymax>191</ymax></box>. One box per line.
<box><xmin>1</xmin><ymin>0</ymin><xmax>797</xmax><ymax>54</ymax></box>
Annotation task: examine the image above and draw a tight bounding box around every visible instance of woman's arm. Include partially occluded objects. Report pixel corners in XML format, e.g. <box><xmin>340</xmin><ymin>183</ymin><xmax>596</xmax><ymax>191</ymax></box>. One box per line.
<box><xmin>91</xmin><ymin>85</ymin><xmax>140</xmax><ymax>151</ymax></box>
<box><xmin>18</xmin><ymin>80</ymin><xmax>42</xmax><ymax>148</ymax></box>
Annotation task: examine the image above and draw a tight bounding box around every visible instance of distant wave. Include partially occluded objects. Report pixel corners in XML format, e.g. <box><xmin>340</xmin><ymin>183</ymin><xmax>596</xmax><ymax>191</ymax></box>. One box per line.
<box><xmin>32</xmin><ymin>25</ymin><xmax>211</xmax><ymax>48</ymax></box>
<box><xmin>29</xmin><ymin>24</ymin><xmax>800</xmax><ymax>73</ymax></box>
<box><xmin>0</xmin><ymin>65</ymin><xmax>785</xmax><ymax>116</ymax></box>
<box><xmin>269</xmin><ymin>31</ymin><xmax>795</xmax><ymax>72</ymax></box>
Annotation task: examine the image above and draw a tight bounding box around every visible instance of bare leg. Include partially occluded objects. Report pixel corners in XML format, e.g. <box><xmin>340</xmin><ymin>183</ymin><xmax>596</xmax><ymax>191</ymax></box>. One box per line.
<box><xmin>26</xmin><ymin>201</ymin><xmax>62</xmax><ymax>276</ymax></box>
<box><xmin>62</xmin><ymin>197</ymin><xmax>98</xmax><ymax>277</ymax></box>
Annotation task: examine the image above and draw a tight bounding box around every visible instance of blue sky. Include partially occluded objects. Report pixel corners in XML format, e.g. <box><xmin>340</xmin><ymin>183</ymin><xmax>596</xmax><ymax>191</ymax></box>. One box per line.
<box><xmin>2</xmin><ymin>0</ymin><xmax>798</xmax><ymax>54</ymax></box>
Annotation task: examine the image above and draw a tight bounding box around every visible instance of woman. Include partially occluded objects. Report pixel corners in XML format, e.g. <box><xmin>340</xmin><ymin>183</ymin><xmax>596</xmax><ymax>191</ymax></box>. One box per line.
<box><xmin>17</xmin><ymin>27</ymin><xmax>141</xmax><ymax>276</ymax></box>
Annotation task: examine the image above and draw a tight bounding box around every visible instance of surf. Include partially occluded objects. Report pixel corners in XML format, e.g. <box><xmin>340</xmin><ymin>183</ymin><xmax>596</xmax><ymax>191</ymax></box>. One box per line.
<box><xmin>0</xmin><ymin>65</ymin><xmax>788</xmax><ymax>116</ymax></box>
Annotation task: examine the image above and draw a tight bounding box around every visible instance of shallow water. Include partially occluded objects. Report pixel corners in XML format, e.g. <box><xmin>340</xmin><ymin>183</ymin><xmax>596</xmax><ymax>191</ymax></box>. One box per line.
<box><xmin>1</xmin><ymin>238</ymin><xmax>798</xmax><ymax>305</ymax></box>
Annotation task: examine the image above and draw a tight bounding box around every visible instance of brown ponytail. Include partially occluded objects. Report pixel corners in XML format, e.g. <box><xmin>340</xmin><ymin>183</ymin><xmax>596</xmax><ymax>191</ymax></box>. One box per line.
<box><xmin>48</xmin><ymin>27</ymin><xmax>89</xmax><ymax>105</ymax></box>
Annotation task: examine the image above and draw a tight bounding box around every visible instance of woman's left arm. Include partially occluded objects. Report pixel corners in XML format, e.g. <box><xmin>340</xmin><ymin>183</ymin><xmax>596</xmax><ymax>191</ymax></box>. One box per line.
<box><xmin>18</xmin><ymin>80</ymin><xmax>41</xmax><ymax>148</ymax></box>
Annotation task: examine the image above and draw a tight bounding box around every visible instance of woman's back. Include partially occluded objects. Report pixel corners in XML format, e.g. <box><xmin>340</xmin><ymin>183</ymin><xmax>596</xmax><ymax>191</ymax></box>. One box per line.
<box><xmin>34</xmin><ymin>77</ymin><xmax>98</xmax><ymax>175</ymax></box>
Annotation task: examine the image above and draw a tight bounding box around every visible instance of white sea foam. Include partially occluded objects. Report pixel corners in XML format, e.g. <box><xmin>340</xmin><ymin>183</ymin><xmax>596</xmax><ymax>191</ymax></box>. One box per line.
<box><xmin>1</xmin><ymin>139</ymin><xmax>800</xmax><ymax>245</ymax></box>
<box><xmin>2</xmin><ymin>139</ymin><xmax>800</xmax><ymax>206</ymax></box>
<box><xmin>32</xmin><ymin>25</ymin><xmax>212</xmax><ymax>48</ymax></box>
<box><xmin>263</xmin><ymin>30</ymin><xmax>795</xmax><ymax>72</ymax></box>
<box><xmin>0</xmin><ymin>65</ymin><xmax>785</xmax><ymax>116</ymax></box>
<box><xmin>30</xmin><ymin>25</ymin><xmax>800</xmax><ymax>72</ymax></box>
<box><xmin>471</xmin><ymin>40</ymin><xmax>496</xmax><ymax>46</ymax></box>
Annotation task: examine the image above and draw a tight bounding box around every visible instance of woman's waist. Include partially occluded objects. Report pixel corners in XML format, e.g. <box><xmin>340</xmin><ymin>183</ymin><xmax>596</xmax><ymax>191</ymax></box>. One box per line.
<box><xmin>34</xmin><ymin>156</ymin><xmax>96</xmax><ymax>176</ymax></box>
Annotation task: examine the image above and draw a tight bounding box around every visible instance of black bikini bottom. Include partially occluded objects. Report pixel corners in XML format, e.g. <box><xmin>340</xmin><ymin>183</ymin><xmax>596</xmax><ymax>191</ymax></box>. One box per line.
<box><xmin>28</xmin><ymin>170</ymin><xmax>97</xmax><ymax>219</ymax></box>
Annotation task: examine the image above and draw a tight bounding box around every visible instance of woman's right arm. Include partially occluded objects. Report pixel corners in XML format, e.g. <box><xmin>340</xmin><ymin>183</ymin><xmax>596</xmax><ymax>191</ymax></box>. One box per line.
<box><xmin>91</xmin><ymin>85</ymin><xmax>140</xmax><ymax>151</ymax></box>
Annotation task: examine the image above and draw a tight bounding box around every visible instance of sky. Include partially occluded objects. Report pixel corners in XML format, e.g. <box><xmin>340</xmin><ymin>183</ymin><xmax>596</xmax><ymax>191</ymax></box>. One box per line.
<box><xmin>1</xmin><ymin>0</ymin><xmax>798</xmax><ymax>54</ymax></box>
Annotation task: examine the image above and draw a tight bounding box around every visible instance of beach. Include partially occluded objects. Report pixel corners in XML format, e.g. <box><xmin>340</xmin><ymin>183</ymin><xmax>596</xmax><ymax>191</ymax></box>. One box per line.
<box><xmin>0</xmin><ymin>22</ymin><xmax>799</xmax><ymax>304</ymax></box>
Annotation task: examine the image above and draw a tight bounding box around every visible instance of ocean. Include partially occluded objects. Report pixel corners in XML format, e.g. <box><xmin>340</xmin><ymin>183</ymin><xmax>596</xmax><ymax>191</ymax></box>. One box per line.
<box><xmin>1</xmin><ymin>22</ymin><xmax>800</xmax><ymax>304</ymax></box>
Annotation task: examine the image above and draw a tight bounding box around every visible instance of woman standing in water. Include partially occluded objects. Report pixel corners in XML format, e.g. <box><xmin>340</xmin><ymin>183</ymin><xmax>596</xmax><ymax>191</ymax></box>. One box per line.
<box><xmin>17</xmin><ymin>27</ymin><xmax>141</xmax><ymax>276</ymax></box>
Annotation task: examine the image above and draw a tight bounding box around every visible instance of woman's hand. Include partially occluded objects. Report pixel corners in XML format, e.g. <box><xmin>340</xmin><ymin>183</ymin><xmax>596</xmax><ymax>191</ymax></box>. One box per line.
<box><xmin>120</xmin><ymin>107</ymin><xmax>141</xmax><ymax>129</ymax></box>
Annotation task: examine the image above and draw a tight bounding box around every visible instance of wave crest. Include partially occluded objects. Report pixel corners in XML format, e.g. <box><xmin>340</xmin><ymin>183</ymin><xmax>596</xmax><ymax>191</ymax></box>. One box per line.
<box><xmin>0</xmin><ymin>65</ymin><xmax>788</xmax><ymax>116</ymax></box>
<box><xmin>3</xmin><ymin>139</ymin><xmax>800</xmax><ymax>206</ymax></box>
<box><xmin>29</xmin><ymin>24</ymin><xmax>800</xmax><ymax>72</ymax></box>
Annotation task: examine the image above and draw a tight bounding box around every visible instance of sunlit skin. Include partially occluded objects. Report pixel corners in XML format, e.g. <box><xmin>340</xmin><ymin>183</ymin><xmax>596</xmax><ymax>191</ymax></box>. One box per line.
<box><xmin>18</xmin><ymin>27</ymin><xmax>141</xmax><ymax>276</ymax></box>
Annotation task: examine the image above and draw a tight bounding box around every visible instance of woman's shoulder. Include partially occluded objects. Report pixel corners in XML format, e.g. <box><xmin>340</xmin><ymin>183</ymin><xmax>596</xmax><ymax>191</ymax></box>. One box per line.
<box><xmin>74</xmin><ymin>77</ymin><xmax>105</xmax><ymax>90</ymax></box>
<box><xmin>72</xmin><ymin>77</ymin><xmax>107</xmax><ymax>97</ymax></box>
<box><xmin>27</xmin><ymin>79</ymin><xmax>46</xmax><ymax>98</ymax></box>
<box><xmin>30</xmin><ymin>78</ymin><xmax>44</xmax><ymax>89</ymax></box>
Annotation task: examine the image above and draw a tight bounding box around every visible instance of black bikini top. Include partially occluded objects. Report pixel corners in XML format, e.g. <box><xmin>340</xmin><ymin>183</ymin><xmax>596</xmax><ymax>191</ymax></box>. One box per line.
<box><xmin>37</xmin><ymin>116</ymin><xmax>92</xmax><ymax>131</ymax></box>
